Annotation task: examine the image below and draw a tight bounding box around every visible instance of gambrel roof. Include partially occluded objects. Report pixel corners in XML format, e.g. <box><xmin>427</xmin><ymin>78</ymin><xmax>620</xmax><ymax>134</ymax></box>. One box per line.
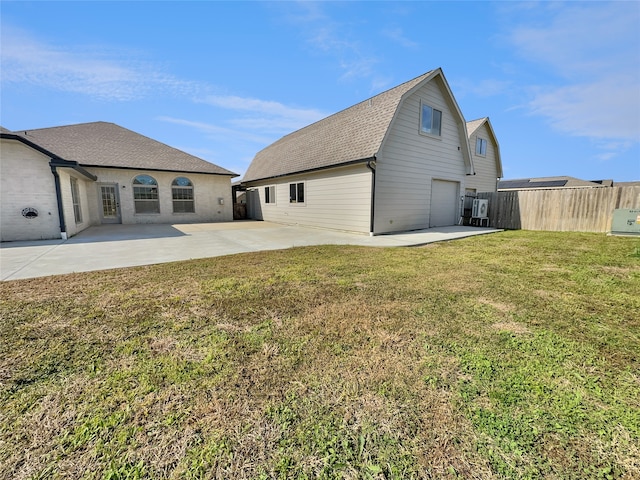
<box><xmin>466</xmin><ymin>117</ymin><xmax>503</xmax><ymax>178</ymax></box>
<box><xmin>3</xmin><ymin>122</ymin><xmax>237</xmax><ymax>176</ymax></box>
<box><xmin>243</xmin><ymin>68</ymin><xmax>473</xmax><ymax>182</ymax></box>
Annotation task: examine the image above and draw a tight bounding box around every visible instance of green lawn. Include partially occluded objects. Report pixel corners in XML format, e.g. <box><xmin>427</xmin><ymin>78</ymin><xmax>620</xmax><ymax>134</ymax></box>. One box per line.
<box><xmin>1</xmin><ymin>231</ymin><xmax>638</xmax><ymax>479</ymax></box>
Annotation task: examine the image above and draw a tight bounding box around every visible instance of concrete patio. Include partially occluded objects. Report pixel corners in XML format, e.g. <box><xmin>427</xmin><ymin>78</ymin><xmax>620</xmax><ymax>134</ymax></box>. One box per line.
<box><xmin>1</xmin><ymin>221</ymin><xmax>501</xmax><ymax>281</ymax></box>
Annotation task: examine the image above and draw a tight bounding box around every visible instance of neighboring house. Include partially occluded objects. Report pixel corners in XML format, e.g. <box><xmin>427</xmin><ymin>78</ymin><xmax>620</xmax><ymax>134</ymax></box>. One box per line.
<box><xmin>498</xmin><ymin>176</ymin><xmax>614</xmax><ymax>191</ymax></box>
<box><xmin>0</xmin><ymin>122</ymin><xmax>237</xmax><ymax>242</ymax></box>
<box><xmin>240</xmin><ymin>68</ymin><xmax>502</xmax><ymax>235</ymax></box>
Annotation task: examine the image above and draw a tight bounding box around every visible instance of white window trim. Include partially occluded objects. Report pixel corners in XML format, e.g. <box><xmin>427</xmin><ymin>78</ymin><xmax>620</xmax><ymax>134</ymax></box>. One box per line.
<box><xmin>476</xmin><ymin>137</ymin><xmax>487</xmax><ymax>157</ymax></box>
<box><xmin>289</xmin><ymin>181</ymin><xmax>306</xmax><ymax>205</ymax></box>
<box><xmin>133</xmin><ymin>174</ymin><xmax>161</xmax><ymax>215</ymax></box>
<box><xmin>171</xmin><ymin>177</ymin><xmax>195</xmax><ymax>214</ymax></box>
<box><xmin>70</xmin><ymin>177</ymin><xmax>82</xmax><ymax>224</ymax></box>
<box><xmin>264</xmin><ymin>185</ymin><xmax>276</xmax><ymax>205</ymax></box>
<box><xmin>419</xmin><ymin>100</ymin><xmax>442</xmax><ymax>138</ymax></box>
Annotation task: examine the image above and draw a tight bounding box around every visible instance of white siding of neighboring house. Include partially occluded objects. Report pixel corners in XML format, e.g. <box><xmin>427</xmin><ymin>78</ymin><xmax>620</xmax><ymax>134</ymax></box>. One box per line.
<box><xmin>466</xmin><ymin>123</ymin><xmax>499</xmax><ymax>193</ymax></box>
<box><xmin>84</xmin><ymin>168</ymin><xmax>234</xmax><ymax>225</ymax></box>
<box><xmin>373</xmin><ymin>77</ymin><xmax>467</xmax><ymax>234</ymax></box>
<box><xmin>0</xmin><ymin>139</ymin><xmax>62</xmax><ymax>241</ymax></box>
<box><xmin>246</xmin><ymin>163</ymin><xmax>372</xmax><ymax>234</ymax></box>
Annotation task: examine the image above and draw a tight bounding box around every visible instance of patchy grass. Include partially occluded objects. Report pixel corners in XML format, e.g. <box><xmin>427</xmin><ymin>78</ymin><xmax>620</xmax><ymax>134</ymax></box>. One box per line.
<box><xmin>1</xmin><ymin>231</ymin><xmax>638</xmax><ymax>479</ymax></box>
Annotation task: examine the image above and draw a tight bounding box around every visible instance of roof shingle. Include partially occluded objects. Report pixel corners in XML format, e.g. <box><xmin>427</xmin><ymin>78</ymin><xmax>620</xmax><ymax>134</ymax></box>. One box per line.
<box><xmin>243</xmin><ymin>70</ymin><xmax>435</xmax><ymax>182</ymax></box>
<box><xmin>10</xmin><ymin>122</ymin><xmax>237</xmax><ymax>176</ymax></box>
<box><xmin>466</xmin><ymin>118</ymin><xmax>487</xmax><ymax>137</ymax></box>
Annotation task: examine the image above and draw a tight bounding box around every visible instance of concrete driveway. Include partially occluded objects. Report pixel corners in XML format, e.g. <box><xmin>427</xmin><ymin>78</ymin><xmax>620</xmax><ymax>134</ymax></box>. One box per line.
<box><xmin>1</xmin><ymin>221</ymin><xmax>501</xmax><ymax>281</ymax></box>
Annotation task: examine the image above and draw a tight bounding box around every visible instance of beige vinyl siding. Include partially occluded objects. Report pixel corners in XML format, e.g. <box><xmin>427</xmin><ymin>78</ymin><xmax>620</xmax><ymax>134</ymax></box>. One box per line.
<box><xmin>466</xmin><ymin>123</ymin><xmax>499</xmax><ymax>193</ymax></box>
<box><xmin>84</xmin><ymin>168</ymin><xmax>233</xmax><ymax>225</ymax></box>
<box><xmin>374</xmin><ymin>78</ymin><xmax>467</xmax><ymax>234</ymax></box>
<box><xmin>0</xmin><ymin>139</ymin><xmax>62</xmax><ymax>241</ymax></box>
<box><xmin>247</xmin><ymin>164</ymin><xmax>372</xmax><ymax>234</ymax></box>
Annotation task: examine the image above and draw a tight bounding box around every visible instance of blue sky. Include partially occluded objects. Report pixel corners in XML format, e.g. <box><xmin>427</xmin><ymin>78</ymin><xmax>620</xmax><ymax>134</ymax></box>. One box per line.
<box><xmin>1</xmin><ymin>1</ymin><xmax>639</xmax><ymax>182</ymax></box>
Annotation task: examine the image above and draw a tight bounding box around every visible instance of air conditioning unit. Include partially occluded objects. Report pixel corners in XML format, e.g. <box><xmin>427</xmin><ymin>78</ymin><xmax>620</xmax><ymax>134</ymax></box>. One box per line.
<box><xmin>472</xmin><ymin>199</ymin><xmax>489</xmax><ymax>219</ymax></box>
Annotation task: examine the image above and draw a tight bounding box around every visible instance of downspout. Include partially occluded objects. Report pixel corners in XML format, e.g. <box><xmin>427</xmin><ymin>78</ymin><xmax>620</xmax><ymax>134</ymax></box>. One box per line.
<box><xmin>50</xmin><ymin>164</ymin><xmax>68</xmax><ymax>240</ymax></box>
<box><xmin>366</xmin><ymin>157</ymin><xmax>377</xmax><ymax>236</ymax></box>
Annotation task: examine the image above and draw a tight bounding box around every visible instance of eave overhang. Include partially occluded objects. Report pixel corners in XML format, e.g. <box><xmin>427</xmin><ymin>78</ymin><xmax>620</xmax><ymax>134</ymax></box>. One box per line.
<box><xmin>1</xmin><ymin>133</ymin><xmax>98</xmax><ymax>181</ymax></box>
<box><xmin>241</xmin><ymin>157</ymin><xmax>373</xmax><ymax>186</ymax></box>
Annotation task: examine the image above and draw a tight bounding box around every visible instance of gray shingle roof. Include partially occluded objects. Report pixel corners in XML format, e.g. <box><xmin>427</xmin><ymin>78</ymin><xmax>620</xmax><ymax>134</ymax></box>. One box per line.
<box><xmin>243</xmin><ymin>70</ymin><xmax>435</xmax><ymax>182</ymax></box>
<box><xmin>11</xmin><ymin>122</ymin><xmax>237</xmax><ymax>176</ymax></box>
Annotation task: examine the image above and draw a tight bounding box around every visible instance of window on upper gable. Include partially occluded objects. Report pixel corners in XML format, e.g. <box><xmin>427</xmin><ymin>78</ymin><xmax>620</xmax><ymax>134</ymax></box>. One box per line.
<box><xmin>420</xmin><ymin>102</ymin><xmax>442</xmax><ymax>136</ymax></box>
<box><xmin>476</xmin><ymin>137</ymin><xmax>487</xmax><ymax>156</ymax></box>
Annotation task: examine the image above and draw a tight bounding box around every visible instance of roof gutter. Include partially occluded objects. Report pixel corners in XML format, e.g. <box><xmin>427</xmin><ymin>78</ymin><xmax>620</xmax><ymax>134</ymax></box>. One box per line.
<box><xmin>366</xmin><ymin>156</ymin><xmax>377</xmax><ymax>236</ymax></box>
<box><xmin>2</xmin><ymin>132</ymin><xmax>98</xmax><ymax>182</ymax></box>
<box><xmin>48</xmin><ymin>159</ymin><xmax>98</xmax><ymax>240</ymax></box>
<box><xmin>50</xmin><ymin>158</ymin><xmax>98</xmax><ymax>181</ymax></box>
<box><xmin>49</xmin><ymin>163</ymin><xmax>67</xmax><ymax>240</ymax></box>
<box><xmin>78</xmin><ymin>163</ymin><xmax>237</xmax><ymax>177</ymax></box>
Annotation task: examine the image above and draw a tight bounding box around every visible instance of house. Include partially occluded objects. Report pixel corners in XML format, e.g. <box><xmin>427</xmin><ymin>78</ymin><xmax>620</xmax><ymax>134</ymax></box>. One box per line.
<box><xmin>463</xmin><ymin>117</ymin><xmax>503</xmax><ymax>222</ymax></box>
<box><xmin>498</xmin><ymin>176</ymin><xmax>614</xmax><ymax>191</ymax></box>
<box><xmin>0</xmin><ymin>122</ymin><xmax>237</xmax><ymax>242</ymax></box>
<box><xmin>465</xmin><ymin>117</ymin><xmax>502</xmax><ymax>194</ymax></box>
<box><xmin>240</xmin><ymin>68</ymin><xmax>502</xmax><ymax>235</ymax></box>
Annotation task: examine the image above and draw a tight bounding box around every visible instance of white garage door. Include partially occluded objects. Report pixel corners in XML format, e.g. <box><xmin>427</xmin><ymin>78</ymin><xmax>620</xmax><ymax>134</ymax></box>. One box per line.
<box><xmin>430</xmin><ymin>179</ymin><xmax>459</xmax><ymax>227</ymax></box>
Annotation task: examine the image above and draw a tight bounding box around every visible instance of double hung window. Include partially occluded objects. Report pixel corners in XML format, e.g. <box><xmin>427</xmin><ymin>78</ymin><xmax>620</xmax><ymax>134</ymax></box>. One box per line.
<box><xmin>172</xmin><ymin>177</ymin><xmax>195</xmax><ymax>213</ymax></box>
<box><xmin>265</xmin><ymin>186</ymin><xmax>276</xmax><ymax>204</ymax></box>
<box><xmin>289</xmin><ymin>182</ymin><xmax>305</xmax><ymax>203</ymax></box>
<box><xmin>476</xmin><ymin>137</ymin><xmax>487</xmax><ymax>156</ymax></box>
<box><xmin>133</xmin><ymin>174</ymin><xmax>160</xmax><ymax>214</ymax></box>
<box><xmin>420</xmin><ymin>102</ymin><xmax>442</xmax><ymax>136</ymax></box>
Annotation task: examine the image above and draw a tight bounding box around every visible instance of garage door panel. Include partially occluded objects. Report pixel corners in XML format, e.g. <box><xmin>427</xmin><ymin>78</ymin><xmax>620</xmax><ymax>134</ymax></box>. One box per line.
<box><xmin>430</xmin><ymin>180</ymin><xmax>459</xmax><ymax>227</ymax></box>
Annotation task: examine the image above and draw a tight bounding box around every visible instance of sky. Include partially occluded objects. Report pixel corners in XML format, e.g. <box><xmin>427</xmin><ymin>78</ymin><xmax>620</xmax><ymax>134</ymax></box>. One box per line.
<box><xmin>1</xmin><ymin>1</ymin><xmax>639</xmax><ymax>182</ymax></box>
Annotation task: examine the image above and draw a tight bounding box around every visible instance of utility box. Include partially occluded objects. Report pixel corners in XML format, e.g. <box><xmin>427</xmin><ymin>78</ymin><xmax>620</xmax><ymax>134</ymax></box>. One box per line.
<box><xmin>611</xmin><ymin>209</ymin><xmax>640</xmax><ymax>235</ymax></box>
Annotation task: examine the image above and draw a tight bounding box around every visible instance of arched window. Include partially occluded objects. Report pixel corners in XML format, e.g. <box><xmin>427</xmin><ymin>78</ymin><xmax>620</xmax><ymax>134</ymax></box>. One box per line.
<box><xmin>133</xmin><ymin>175</ymin><xmax>160</xmax><ymax>214</ymax></box>
<box><xmin>172</xmin><ymin>177</ymin><xmax>195</xmax><ymax>213</ymax></box>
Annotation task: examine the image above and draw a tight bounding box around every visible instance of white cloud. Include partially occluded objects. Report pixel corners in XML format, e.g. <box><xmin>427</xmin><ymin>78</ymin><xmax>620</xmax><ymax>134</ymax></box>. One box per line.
<box><xmin>505</xmin><ymin>2</ymin><xmax>640</xmax><ymax>158</ymax></box>
<box><xmin>591</xmin><ymin>140</ymin><xmax>634</xmax><ymax>163</ymax></box>
<box><xmin>453</xmin><ymin>78</ymin><xmax>512</xmax><ymax>99</ymax></box>
<box><xmin>509</xmin><ymin>3</ymin><xmax>639</xmax><ymax>79</ymax></box>
<box><xmin>199</xmin><ymin>95</ymin><xmax>327</xmax><ymax>133</ymax></box>
<box><xmin>157</xmin><ymin>116</ymin><xmax>274</xmax><ymax>145</ymax></box>
<box><xmin>277</xmin><ymin>2</ymin><xmax>380</xmax><ymax>82</ymax></box>
<box><xmin>202</xmin><ymin>95</ymin><xmax>325</xmax><ymax>124</ymax></box>
<box><xmin>528</xmin><ymin>77</ymin><xmax>639</xmax><ymax>141</ymax></box>
<box><xmin>0</xmin><ymin>26</ymin><xmax>200</xmax><ymax>101</ymax></box>
<box><xmin>381</xmin><ymin>27</ymin><xmax>418</xmax><ymax>49</ymax></box>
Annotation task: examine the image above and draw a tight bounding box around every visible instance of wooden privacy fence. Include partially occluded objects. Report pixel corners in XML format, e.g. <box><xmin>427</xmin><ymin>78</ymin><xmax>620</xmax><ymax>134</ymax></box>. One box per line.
<box><xmin>477</xmin><ymin>186</ymin><xmax>640</xmax><ymax>232</ymax></box>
